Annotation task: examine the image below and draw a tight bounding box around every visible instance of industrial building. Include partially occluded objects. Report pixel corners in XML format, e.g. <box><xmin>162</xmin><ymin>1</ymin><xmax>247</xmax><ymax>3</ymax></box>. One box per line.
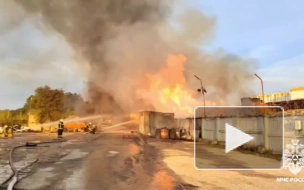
<box><xmin>250</xmin><ymin>87</ymin><xmax>304</xmax><ymax>110</ymax></box>
<box><xmin>256</xmin><ymin>87</ymin><xmax>304</xmax><ymax>103</ymax></box>
<box><xmin>138</xmin><ymin>111</ymin><xmax>202</xmax><ymax>140</ymax></box>
<box><xmin>138</xmin><ymin>111</ymin><xmax>175</xmax><ymax>137</ymax></box>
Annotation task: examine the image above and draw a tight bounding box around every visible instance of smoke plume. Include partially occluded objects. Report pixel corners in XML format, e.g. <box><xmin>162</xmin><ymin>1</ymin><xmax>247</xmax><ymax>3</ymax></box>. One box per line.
<box><xmin>13</xmin><ymin>0</ymin><xmax>257</xmax><ymax>115</ymax></box>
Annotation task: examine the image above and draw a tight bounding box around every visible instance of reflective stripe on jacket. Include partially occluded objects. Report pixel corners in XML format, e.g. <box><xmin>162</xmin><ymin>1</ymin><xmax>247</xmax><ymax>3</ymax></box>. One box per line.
<box><xmin>58</xmin><ymin>122</ymin><xmax>64</xmax><ymax>129</ymax></box>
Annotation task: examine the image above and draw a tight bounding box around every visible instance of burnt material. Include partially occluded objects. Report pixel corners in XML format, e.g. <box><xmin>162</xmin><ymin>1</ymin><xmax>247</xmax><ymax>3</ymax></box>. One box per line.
<box><xmin>155</xmin><ymin>128</ymin><xmax>161</xmax><ymax>139</ymax></box>
<box><xmin>169</xmin><ymin>129</ymin><xmax>176</xmax><ymax>139</ymax></box>
<box><xmin>266</xmin><ymin>99</ymin><xmax>304</xmax><ymax>110</ymax></box>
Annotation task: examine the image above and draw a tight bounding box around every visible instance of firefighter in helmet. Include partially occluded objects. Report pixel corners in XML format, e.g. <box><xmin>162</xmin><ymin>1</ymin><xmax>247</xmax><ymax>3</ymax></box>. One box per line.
<box><xmin>58</xmin><ymin>119</ymin><xmax>64</xmax><ymax>138</ymax></box>
<box><xmin>90</xmin><ymin>124</ymin><xmax>96</xmax><ymax>134</ymax></box>
<box><xmin>85</xmin><ymin>122</ymin><xmax>91</xmax><ymax>133</ymax></box>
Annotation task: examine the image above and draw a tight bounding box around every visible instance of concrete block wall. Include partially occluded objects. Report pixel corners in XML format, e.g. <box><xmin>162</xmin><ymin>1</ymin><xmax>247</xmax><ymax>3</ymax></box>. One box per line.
<box><xmin>139</xmin><ymin>111</ymin><xmax>304</xmax><ymax>153</ymax></box>
<box><xmin>174</xmin><ymin>118</ymin><xmax>202</xmax><ymax>139</ymax></box>
<box><xmin>284</xmin><ymin>115</ymin><xmax>304</xmax><ymax>146</ymax></box>
<box><xmin>200</xmin><ymin>115</ymin><xmax>304</xmax><ymax>153</ymax></box>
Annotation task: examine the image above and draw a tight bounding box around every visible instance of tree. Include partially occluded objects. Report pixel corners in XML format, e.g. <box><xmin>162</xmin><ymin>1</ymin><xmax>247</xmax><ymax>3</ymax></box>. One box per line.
<box><xmin>0</xmin><ymin>109</ymin><xmax>27</xmax><ymax>126</ymax></box>
<box><xmin>29</xmin><ymin>86</ymin><xmax>65</xmax><ymax>123</ymax></box>
<box><xmin>0</xmin><ymin>86</ymin><xmax>87</xmax><ymax>125</ymax></box>
<box><xmin>0</xmin><ymin>86</ymin><xmax>87</xmax><ymax>126</ymax></box>
<box><xmin>22</xmin><ymin>95</ymin><xmax>34</xmax><ymax>112</ymax></box>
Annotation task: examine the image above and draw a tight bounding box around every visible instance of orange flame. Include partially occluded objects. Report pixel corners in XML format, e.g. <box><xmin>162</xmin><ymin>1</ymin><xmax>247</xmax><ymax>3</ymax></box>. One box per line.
<box><xmin>137</xmin><ymin>54</ymin><xmax>221</xmax><ymax>117</ymax></box>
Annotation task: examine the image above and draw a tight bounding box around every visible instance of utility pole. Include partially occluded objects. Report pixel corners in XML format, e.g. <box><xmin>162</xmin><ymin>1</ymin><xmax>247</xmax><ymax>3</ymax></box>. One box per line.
<box><xmin>194</xmin><ymin>75</ymin><xmax>207</xmax><ymax>118</ymax></box>
<box><xmin>255</xmin><ymin>73</ymin><xmax>266</xmax><ymax>114</ymax></box>
<box><xmin>255</xmin><ymin>74</ymin><xmax>265</xmax><ymax>104</ymax></box>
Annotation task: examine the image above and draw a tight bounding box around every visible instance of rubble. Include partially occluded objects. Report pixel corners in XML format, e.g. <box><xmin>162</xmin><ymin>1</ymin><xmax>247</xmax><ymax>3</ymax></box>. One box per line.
<box><xmin>211</xmin><ymin>140</ymin><xmax>218</xmax><ymax>145</ymax></box>
<box><xmin>257</xmin><ymin>146</ymin><xmax>267</xmax><ymax>154</ymax></box>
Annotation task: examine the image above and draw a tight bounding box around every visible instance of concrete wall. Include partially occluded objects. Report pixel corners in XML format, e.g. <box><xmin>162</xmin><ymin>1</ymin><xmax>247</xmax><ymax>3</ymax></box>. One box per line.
<box><xmin>138</xmin><ymin>111</ymin><xmax>174</xmax><ymax>137</ymax></box>
<box><xmin>290</xmin><ymin>88</ymin><xmax>304</xmax><ymax>100</ymax></box>
<box><xmin>200</xmin><ymin>115</ymin><xmax>304</xmax><ymax>153</ymax></box>
<box><xmin>174</xmin><ymin>118</ymin><xmax>201</xmax><ymax>138</ymax></box>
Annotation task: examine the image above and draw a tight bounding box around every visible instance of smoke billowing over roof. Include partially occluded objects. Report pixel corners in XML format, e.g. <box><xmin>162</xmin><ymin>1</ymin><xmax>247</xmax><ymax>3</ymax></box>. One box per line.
<box><xmin>11</xmin><ymin>0</ymin><xmax>257</xmax><ymax>116</ymax></box>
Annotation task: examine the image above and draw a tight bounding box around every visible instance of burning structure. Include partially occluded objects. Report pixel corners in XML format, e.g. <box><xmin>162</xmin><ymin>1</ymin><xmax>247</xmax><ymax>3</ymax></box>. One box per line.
<box><xmin>138</xmin><ymin>111</ymin><xmax>174</xmax><ymax>137</ymax></box>
<box><xmin>9</xmin><ymin>0</ymin><xmax>257</xmax><ymax>118</ymax></box>
<box><xmin>241</xmin><ymin>97</ymin><xmax>262</xmax><ymax>106</ymax></box>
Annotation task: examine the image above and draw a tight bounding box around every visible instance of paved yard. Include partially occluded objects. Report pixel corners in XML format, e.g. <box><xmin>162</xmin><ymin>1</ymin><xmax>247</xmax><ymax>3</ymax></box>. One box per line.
<box><xmin>0</xmin><ymin>131</ymin><xmax>303</xmax><ymax>190</ymax></box>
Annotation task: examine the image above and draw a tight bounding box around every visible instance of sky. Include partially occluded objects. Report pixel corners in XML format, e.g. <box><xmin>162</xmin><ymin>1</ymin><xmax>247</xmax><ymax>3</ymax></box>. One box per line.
<box><xmin>0</xmin><ymin>0</ymin><xmax>304</xmax><ymax>109</ymax></box>
<box><xmin>191</xmin><ymin>0</ymin><xmax>304</xmax><ymax>94</ymax></box>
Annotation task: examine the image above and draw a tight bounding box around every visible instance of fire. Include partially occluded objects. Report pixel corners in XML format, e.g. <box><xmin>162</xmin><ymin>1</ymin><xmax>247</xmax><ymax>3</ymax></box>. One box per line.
<box><xmin>129</xmin><ymin>113</ymin><xmax>137</xmax><ymax>119</ymax></box>
<box><xmin>137</xmin><ymin>54</ymin><xmax>217</xmax><ymax>117</ymax></box>
<box><xmin>161</xmin><ymin>85</ymin><xmax>183</xmax><ymax>105</ymax></box>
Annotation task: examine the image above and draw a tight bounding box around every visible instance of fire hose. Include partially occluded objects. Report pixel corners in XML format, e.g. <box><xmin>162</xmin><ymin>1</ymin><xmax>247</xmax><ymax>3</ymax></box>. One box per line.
<box><xmin>0</xmin><ymin>139</ymin><xmax>66</xmax><ymax>190</ymax></box>
<box><xmin>1</xmin><ymin>120</ymin><xmax>134</xmax><ymax>190</ymax></box>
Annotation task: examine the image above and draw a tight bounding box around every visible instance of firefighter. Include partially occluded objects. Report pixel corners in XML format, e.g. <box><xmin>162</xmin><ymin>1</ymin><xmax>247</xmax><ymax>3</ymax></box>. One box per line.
<box><xmin>0</xmin><ymin>125</ymin><xmax>8</xmax><ymax>138</ymax></box>
<box><xmin>90</xmin><ymin>125</ymin><xmax>96</xmax><ymax>134</ymax></box>
<box><xmin>58</xmin><ymin>119</ymin><xmax>64</xmax><ymax>138</ymax></box>
<box><xmin>85</xmin><ymin>123</ymin><xmax>91</xmax><ymax>133</ymax></box>
<box><xmin>7</xmin><ymin>126</ymin><xmax>13</xmax><ymax>138</ymax></box>
<box><xmin>0</xmin><ymin>125</ymin><xmax>14</xmax><ymax>138</ymax></box>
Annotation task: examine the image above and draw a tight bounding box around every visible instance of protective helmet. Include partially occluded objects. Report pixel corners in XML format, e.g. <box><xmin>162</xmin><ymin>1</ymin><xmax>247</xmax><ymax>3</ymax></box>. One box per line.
<box><xmin>60</xmin><ymin>119</ymin><xmax>63</xmax><ymax>122</ymax></box>
<box><xmin>89</xmin><ymin>123</ymin><xmax>91</xmax><ymax>125</ymax></box>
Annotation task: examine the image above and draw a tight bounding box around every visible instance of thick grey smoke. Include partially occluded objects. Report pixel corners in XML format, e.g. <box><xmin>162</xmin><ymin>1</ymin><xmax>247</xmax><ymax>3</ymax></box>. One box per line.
<box><xmin>13</xmin><ymin>0</ymin><xmax>257</xmax><ymax>115</ymax></box>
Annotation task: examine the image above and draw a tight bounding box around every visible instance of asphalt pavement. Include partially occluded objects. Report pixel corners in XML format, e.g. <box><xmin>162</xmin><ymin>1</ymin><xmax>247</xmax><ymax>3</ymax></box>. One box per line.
<box><xmin>1</xmin><ymin>129</ymin><xmax>185</xmax><ymax>190</ymax></box>
<box><xmin>1</xmin><ymin>127</ymin><xmax>303</xmax><ymax>190</ymax></box>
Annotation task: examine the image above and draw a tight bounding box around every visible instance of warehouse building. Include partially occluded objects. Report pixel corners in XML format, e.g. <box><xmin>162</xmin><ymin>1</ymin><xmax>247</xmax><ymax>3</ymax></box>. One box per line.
<box><xmin>257</xmin><ymin>87</ymin><xmax>304</xmax><ymax>103</ymax></box>
<box><xmin>138</xmin><ymin>111</ymin><xmax>175</xmax><ymax>137</ymax></box>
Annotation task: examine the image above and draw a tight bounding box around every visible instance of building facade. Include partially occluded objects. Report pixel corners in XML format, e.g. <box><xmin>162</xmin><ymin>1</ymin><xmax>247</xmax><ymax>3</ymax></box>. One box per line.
<box><xmin>138</xmin><ymin>111</ymin><xmax>174</xmax><ymax>137</ymax></box>
<box><xmin>290</xmin><ymin>87</ymin><xmax>304</xmax><ymax>100</ymax></box>
<box><xmin>257</xmin><ymin>87</ymin><xmax>304</xmax><ymax>103</ymax></box>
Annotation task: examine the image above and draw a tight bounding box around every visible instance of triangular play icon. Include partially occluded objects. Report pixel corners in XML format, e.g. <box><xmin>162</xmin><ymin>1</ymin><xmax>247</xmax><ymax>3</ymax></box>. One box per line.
<box><xmin>225</xmin><ymin>123</ymin><xmax>254</xmax><ymax>153</ymax></box>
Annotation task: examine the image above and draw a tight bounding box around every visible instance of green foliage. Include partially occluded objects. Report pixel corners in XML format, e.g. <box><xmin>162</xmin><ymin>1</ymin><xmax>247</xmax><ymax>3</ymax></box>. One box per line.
<box><xmin>26</xmin><ymin>86</ymin><xmax>64</xmax><ymax>123</ymax></box>
<box><xmin>1</xmin><ymin>85</ymin><xmax>85</xmax><ymax>125</ymax></box>
<box><xmin>0</xmin><ymin>109</ymin><xmax>27</xmax><ymax>126</ymax></box>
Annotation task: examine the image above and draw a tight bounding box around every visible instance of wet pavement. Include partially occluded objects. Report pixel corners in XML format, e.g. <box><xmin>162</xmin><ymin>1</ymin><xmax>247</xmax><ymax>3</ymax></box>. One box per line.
<box><xmin>0</xmin><ymin>129</ymin><xmax>303</xmax><ymax>190</ymax></box>
<box><xmin>0</xmin><ymin>131</ymin><xmax>185</xmax><ymax>190</ymax></box>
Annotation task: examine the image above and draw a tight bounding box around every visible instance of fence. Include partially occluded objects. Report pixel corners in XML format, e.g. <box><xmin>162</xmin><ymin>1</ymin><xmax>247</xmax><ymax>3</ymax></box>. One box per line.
<box><xmin>200</xmin><ymin>115</ymin><xmax>304</xmax><ymax>153</ymax></box>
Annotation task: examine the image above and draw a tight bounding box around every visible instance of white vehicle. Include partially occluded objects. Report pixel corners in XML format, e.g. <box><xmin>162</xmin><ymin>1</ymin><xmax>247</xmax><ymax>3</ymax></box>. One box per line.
<box><xmin>15</xmin><ymin>126</ymin><xmax>30</xmax><ymax>132</ymax></box>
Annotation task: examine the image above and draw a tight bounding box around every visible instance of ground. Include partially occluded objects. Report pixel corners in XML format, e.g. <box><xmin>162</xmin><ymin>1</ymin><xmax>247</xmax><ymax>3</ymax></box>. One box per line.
<box><xmin>0</xmin><ymin>126</ymin><xmax>303</xmax><ymax>190</ymax></box>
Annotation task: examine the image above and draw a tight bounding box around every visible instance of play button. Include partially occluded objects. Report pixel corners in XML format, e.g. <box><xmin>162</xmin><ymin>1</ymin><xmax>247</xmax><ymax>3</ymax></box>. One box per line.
<box><xmin>225</xmin><ymin>123</ymin><xmax>254</xmax><ymax>153</ymax></box>
<box><xmin>195</xmin><ymin>106</ymin><xmax>283</xmax><ymax>169</ymax></box>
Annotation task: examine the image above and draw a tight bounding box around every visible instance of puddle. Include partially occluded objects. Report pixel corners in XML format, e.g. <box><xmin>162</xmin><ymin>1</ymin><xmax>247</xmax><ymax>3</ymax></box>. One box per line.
<box><xmin>106</xmin><ymin>151</ymin><xmax>119</xmax><ymax>157</ymax></box>
<box><xmin>61</xmin><ymin>139</ymin><xmax>85</xmax><ymax>146</ymax></box>
<box><xmin>39</xmin><ymin>167</ymin><xmax>54</xmax><ymax>172</ymax></box>
<box><xmin>59</xmin><ymin>168</ymin><xmax>85</xmax><ymax>190</ymax></box>
<box><xmin>60</xmin><ymin>149</ymin><xmax>88</xmax><ymax>160</ymax></box>
<box><xmin>0</xmin><ymin>165</ymin><xmax>12</xmax><ymax>184</ymax></box>
<box><xmin>0</xmin><ymin>159</ymin><xmax>37</xmax><ymax>184</ymax></box>
<box><xmin>16</xmin><ymin>170</ymin><xmax>55</xmax><ymax>189</ymax></box>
